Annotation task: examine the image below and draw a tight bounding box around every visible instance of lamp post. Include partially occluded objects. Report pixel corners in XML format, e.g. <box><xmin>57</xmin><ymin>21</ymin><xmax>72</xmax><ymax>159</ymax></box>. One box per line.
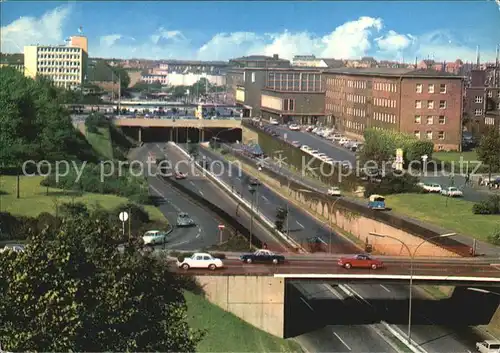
<box><xmin>249</xmin><ymin>186</ymin><xmax>256</xmax><ymax>249</ymax></box>
<box><xmin>369</xmin><ymin>232</ymin><xmax>456</xmax><ymax>344</ymax></box>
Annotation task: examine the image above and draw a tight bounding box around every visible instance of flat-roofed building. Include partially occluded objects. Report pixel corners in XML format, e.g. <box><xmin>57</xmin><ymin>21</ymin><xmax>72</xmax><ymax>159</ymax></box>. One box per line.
<box><xmin>324</xmin><ymin>68</ymin><xmax>464</xmax><ymax>151</ymax></box>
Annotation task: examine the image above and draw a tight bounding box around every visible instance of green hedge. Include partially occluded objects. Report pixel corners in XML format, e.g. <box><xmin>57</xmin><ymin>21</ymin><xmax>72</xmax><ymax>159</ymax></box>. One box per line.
<box><xmin>472</xmin><ymin>195</ymin><xmax>500</xmax><ymax>215</ymax></box>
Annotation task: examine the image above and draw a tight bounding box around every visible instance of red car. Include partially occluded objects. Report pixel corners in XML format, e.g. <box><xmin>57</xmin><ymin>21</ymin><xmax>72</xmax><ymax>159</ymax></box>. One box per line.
<box><xmin>174</xmin><ymin>171</ymin><xmax>187</xmax><ymax>179</ymax></box>
<box><xmin>337</xmin><ymin>254</ymin><xmax>384</xmax><ymax>270</ymax></box>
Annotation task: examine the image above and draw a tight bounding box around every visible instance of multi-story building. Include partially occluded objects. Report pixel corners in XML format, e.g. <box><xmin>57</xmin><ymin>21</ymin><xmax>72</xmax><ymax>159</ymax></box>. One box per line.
<box><xmin>291</xmin><ymin>55</ymin><xmax>344</xmax><ymax>68</ymax></box>
<box><xmin>324</xmin><ymin>68</ymin><xmax>464</xmax><ymax>151</ymax></box>
<box><xmin>23</xmin><ymin>35</ymin><xmax>88</xmax><ymax>89</ymax></box>
<box><xmin>0</xmin><ymin>63</ymin><xmax>24</xmax><ymax>73</ymax></box>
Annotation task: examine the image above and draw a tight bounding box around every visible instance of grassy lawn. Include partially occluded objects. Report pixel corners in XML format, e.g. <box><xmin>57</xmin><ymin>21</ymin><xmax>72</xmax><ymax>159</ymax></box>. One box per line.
<box><xmin>0</xmin><ymin>175</ymin><xmax>166</xmax><ymax>222</ymax></box>
<box><xmin>86</xmin><ymin>127</ymin><xmax>114</xmax><ymax>160</ymax></box>
<box><xmin>386</xmin><ymin>193</ymin><xmax>500</xmax><ymax>243</ymax></box>
<box><xmin>433</xmin><ymin>150</ymin><xmax>478</xmax><ymax>163</ymax></box>
<box><xmin>185</xmin><ymin>291</ymin><xmax>302</xmax><ymax>353</ymax></box>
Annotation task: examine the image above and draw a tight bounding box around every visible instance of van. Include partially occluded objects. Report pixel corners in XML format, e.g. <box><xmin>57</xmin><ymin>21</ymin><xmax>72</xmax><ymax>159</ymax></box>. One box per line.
<box><xmin>476</xmin><ymin>340</ymin><xmax>500</xmax><ymax>353</ymax></box>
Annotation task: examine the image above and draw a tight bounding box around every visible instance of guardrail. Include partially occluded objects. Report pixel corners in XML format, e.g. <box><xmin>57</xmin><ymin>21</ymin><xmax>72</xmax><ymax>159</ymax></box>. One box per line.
<box><xmin>169</xmin><ymin>142</ymin><xmax>305</xmax><ymax>252</ymax></box>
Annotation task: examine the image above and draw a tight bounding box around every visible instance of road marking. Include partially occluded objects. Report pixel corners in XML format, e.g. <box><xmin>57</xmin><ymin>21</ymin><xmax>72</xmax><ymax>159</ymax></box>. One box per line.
<box><xmin>196</xmin><ymin>227</ymin><xmax>202</xmax><ymax>238</ymax></box>
<box><xmin>323</xmin><ymin>284</ymin><xmax>343</xmax><ymax>300</ymax></box>
<box><xmin>380</xmin><ymin>284</ymin><xmax>391</xmax><ymax>293</ymax></box>
<box><xmin>332</xmin><ymin>332</ymin><xmax>351</xmax><ymax>351</ymax></box>
<box><xmin>170</xmin><ymin>240</ymin><xmax>189</xmax><ymax>247</ymax></box>
<box><xmin>261</xmin><ymin>195</ymin><xmax>269</xmax><ymax>203</ymax></box>
<box><xmin>299</xmin><ymin>297</ymin><xmax>314</xmax><ymax>311</ymax></box>
<box><xmin>190</xmin><ymin>181</ymin><xmax>196</xmax><ymax>187</ymax></box>
<box><xmin>199</xmin><ymin>190</ymin><xmax>204</xmax><ymax>196</ymax></box>
<box><xmin>338</xmin><ymin>284</ymin><xmax>353</xmax><ymax>297</ymax></box>
<box><xmin>296</xmin><ymin>221</ymin><xmax>304</xmax><ymax>228</ymax></box>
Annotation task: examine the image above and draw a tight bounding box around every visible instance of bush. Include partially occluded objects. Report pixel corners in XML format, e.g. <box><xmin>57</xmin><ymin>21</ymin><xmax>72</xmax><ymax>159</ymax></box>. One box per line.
<box><xmin>363</xmin><ymin>173</ymin><xmax>420</xmax><ymax>197</ymax></box>
<box><xmin>0</xmin><ymin>212</ymin><xmax>37</xmax><ymax>241</ymax></box>
<box><xmin>36</xmin><ymin>212</ymin><xmax>61</xmax><ymax>232</ymax></box>
<box><xmin>59</xmin><ymin>202</ymin><xmax>89</xmax><ymax>218</ymax></box>
<box><xmin>472</xmin><ymin>195</ymin><xmax>500</xmax><ymax>215</ymax></box>
<box><xmin>114</xmin><ymin>202</ymin><xmax>150</xmax><ymax>225</ymax></box>
<box><xmin>85</xmin><ymin>113</ymin><xmax>109</xmax><ymax>133</ymax></box>
<box><xmin>487</xmin><ymin>226</ymin><xmax>500</xmax><ymax>245</ymax></box>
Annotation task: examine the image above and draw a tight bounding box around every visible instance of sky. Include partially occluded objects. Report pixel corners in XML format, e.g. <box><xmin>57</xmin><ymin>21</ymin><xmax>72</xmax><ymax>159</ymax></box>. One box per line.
<box><xmin>1</xmin><ymin>1</ymin><xmax>500</xmax><ymax>62</ymax></box>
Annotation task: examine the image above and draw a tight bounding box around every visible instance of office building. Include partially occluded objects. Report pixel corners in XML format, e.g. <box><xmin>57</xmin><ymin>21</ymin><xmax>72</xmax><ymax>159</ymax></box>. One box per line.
<box><xmin>23</xmin><ymin>35</ymin><xmax>88</xmax><ymax>89</ymax></box>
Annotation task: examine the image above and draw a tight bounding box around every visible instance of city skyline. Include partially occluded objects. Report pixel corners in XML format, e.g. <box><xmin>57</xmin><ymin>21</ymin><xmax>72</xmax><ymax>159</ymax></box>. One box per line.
<box><xmin>1</xmin><ymin>1</ymin><xmax>500</xmax><ymax>62</ymax></box>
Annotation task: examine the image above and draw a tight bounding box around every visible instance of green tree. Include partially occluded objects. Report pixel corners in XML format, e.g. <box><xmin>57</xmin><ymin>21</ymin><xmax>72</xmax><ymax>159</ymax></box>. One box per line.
<box><xmin>172</xmin><ymin>86</ymin><xmax>187</xmax><ymax>99</ymax></box>
<box><xmin>0</xmin><ymin>214</ymin><xmax>203</xmax><ymax>352</ymax></box>
<box><xmin>113</xmin><ymin>66</ymin><xmax>131</xmax><ymax>89</ymax></box>
<box><xmin>191</xmin><ymin>78</ymin><xmax>211</xmax><ymax>96</ymax></box>
<box><xmin>274</xmin><ymin>206</ymin><xmax>288</xmax><ymax>232</ymax></box>
<box><xmin>476</xmin><ymin>127</ymin><xmax>500</xmax><ymax>179</ymax></box>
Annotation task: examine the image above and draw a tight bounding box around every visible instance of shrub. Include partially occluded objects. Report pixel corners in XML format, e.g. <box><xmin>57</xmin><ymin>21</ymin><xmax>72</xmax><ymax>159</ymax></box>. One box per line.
<box><xmin>487</xmin><ymin>226</ymin><xmax>500</xmax><ymax>245</ymax></box>
<box><xmin>472</xmin><ymin>195</ymin><xmax>500</xmax><ymax>215</ymax></box>
<box><xmin>114</xmin><ymin>202</ymin><xmax>150</xmax><ymax>225</ymax></box>
<box><xmin>59</xmin><ymin>202</ymin><xmax>89</xmax><ymax>218</ymax></box>
<box><xmin>363</xmin><ymin>173</ymin><xmax>420</xmax><ymax>197</ymax></box>
<box><xmin>36</xmin><ymin>212</ymin><xmax>61</xmax><ymax>231</ymax></box>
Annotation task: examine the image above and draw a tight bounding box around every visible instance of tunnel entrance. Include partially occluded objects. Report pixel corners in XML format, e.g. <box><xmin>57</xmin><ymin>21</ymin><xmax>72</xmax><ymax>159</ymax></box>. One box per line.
<box><xmin>118</xmin><ymin>126</ymin><xmax>242</xmax><ymax>144</ymax></box>
<box><xmin>284</xmin><ymin>281</ymin><xmax>500</xmax><ymax>338</ymax></box>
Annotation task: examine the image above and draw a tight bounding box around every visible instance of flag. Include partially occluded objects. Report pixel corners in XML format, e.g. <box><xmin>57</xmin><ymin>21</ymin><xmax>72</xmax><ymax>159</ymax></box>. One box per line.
<box><xmin>78</xmin><ymin>26</ymin><xmax>83</xmax><ymax>34</ymax></box>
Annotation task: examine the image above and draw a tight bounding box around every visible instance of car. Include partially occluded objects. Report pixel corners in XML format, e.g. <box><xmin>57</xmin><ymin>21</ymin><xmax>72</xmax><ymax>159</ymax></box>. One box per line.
<box><xmin>309</xmin><ymin>149</ymin><xmax>320</xmax><ymax>155</ymax></box>
<box><xmin>142</xmin><ymin>230</ymin><xmax>168</xmax><ymax>245</ymax></box>
<box><xmin>315</xmin><ymin>153</ymin><xmax>329</xmax><ymax>159</ymax></box>
<box><xmin>291</xmin><ymin>140</ymin><xmax>301</xmax><ymax>147</ymax></box>
<box><xmin>240</xmin><ymin>249</ymin><xmax>285</xmax><ymax>264</ymax></box>
<box><xmin>289</xmin><ymin>124</ymin><xmax>300</xmax><ymax>131</ymax></box>
<box><xmin>177</xmin><ymin>252</ymin><xmax>224</xmax><ymax>270</ymax></box>
<box><xmin>300</xmin><ymin>145</ymin><xmax>311</xmax><ymax>152</ymax></box>
<box><xmin>338</xmin><ymin>138</ymin><xmax>349</xmax><ymax>146</ymax></box>
<box><xmin>176</xmin><ymin>212</ymin><xmax>196</xmax><ymax>227</ymax></box>
<box><xmin>175</xmin><ymin>171</ymin><xmax>187</xmax><ymax>179</ymax></box>
<box><xmin>327</xmin><ymin>187</ymin><xmax>341</xmax><ymax>196</ymax></box>
<box><xmin>306</xmin><ymin>126</ymin><xmax>314</xmax><ymax>132</ymax></box>
<box><xmin>248</xmin><ymin>177</ymin><xmax>261</xmax><ymax>186</ymax></box>
<box><xmin>0</xmin><ymin>244</ymin><xmax>25</xmax><ymax>253</ymax></box>
<box><xmin>269</xmin><ymin>118</ymin><xmax>279</xmax><ymax>125</ymax></box>
<box><xmin>476</xmin><ymin>340</ymin><xmax>500</xmax><ymax>353</ymax></box>
<box><xmin>440</xmin><ymin>186</ymin><xmax>463</xmax><ymax>197</ymax></box>
<box><xmin>330</xmin><ymin>134</ymin><xmax>343</xmax><ymax>141</ymax></box>
<box><xmin>423</xmin><ymin>183</ymin><xmax>442</xmax><ymax>193</ymax></box>
<box><xmin>338</xmin><ymin>254</ymin><xmax>384</xmax><ymax>270</ymax></box>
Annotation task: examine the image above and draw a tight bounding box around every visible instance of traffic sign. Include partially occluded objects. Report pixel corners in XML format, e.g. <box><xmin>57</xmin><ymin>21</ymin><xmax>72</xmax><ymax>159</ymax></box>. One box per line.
<box><xmin>119</xmin><ymin>211</ymin><xmax>129</xmax><ymax>222</ymax></box>
<box><xmin>218</xmin><ymin>224</ymin><xmax>225</xmax><ymax>230</ymax></box>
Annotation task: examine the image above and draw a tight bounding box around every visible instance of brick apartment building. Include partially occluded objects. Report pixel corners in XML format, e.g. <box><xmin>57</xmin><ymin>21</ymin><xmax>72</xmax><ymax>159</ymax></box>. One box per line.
<box><xmin>324</xmin><ymin>68</ymin><xmax>464</xmax><ymax>151</ymax></box>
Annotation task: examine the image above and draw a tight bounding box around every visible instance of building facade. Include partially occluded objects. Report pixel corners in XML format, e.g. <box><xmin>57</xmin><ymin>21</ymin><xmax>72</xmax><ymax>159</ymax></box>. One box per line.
<box><xmin>324</xmin><ymin>68</ymin><xmax>464</xmax><ymax>151</ymax></box>
<box><xmin>23</xmin><ymin>35</ymin><xmax>88</xmax><ymax>89</ymax></box>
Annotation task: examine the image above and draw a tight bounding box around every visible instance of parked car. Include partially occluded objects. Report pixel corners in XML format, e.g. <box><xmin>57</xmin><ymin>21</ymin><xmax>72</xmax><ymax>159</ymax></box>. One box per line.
<box><xmin>422</xmin><ymin>183</ymin><xmax>442</xmax><ymax>193</ymax></box>
<box><xmin>306</xmin><ymin>126</ymin><xmax>314</xmax><ymax>132</ymax></box>
<box><xmin>301</xmin><ymin>145</ymin><xmax>311</xmax><ymax>152</ymax></box>
<box><xmin>177</xmin><ymin>252</ymin><xmax>224</xmax><ymax>270</ymax></box>
<box><xmin>338</xmin><ymin>138</ymin><xmax>349</xmax><ymax>146</ymax></box>
<box><xmin>176</xmin><ymin>212</ymin><xmax>196</xmax><ymax>227</ymax></box>
<box><xmin>441</xmin><ymin>186</ymin><xmax>463</xmax><ymax>197</ymax></box>
<box><xmin>327</xmin><ymin>187</ymin><xmax>341</xmax><ymax>196</ymax></box>
<box><xmin>269</xmin><ymin>118</ymin><xmax>279</xmax><ymax>125</ymax></box>
<box><xmin>240</xmin><ymin>249</ymin><xmax>285</xmax><ymax>264</ymax></box>
<box><xmin>0</xmin><ymin>244</ymin><xmax>25</xmax><ymax>253</ymax></box>
<box><xmin>368</xmin><ymin>194</ymin><xmax>386</xmax><ymax>210</ymax></box>
<box><xmin>142</xmin><ymin>230</ymin><xmax>168</xmax><ymax>245</ymax></box>
<box><xmin>289</xmin><ymin>124</ymin><xmax>300</xmax><ymax>131</ymax></box>
<box><xmin>338</xmin><ymin>254</ymin><xmax>384</xmax><ymax>270</ymax></box>
<box><xmin>248</xmin><ymin>177</ymin><xmax>261</xmax><ymax>186</ymax></box>
<box><xmin>330</xmin><ymin>134</ymin><xmax>343</xmax><ymax>142</ymax></box>
<box><xmin>476</xmin><ymin>340</ymin><xmax>500</xmax><ymax>353</ymax></box>
<box><xmin>175</xmin><ymin>171</ymin><xmax>187</xmax><ymax>179</ymax></box>
<box><xmin>291</xmin><ymin>140</ymin><xmax>301</xmax><ymax>147</ymax></box>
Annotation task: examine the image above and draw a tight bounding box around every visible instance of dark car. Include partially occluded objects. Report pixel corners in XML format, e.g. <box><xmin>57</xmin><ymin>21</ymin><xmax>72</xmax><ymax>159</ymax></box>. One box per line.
<box><xmin>240</xmin><ymin>249</ymin><xmax>285</xmax><ymax>264</ymax></box>
<box><xmin>248</xmin><ymin>177</ymin><xmax>261</xmax><ymax>186</ymax></box>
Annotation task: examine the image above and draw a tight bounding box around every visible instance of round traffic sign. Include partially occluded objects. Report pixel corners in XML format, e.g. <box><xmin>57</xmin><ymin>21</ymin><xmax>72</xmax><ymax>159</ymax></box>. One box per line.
<box><xmin>119</xmin><ymin>211</ymin><xmax>129</xmax><ymax>222</ymax></box>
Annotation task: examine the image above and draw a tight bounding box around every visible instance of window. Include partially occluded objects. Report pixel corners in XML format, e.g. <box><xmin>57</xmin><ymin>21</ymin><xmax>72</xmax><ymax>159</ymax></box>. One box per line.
<box><xmin>416</xmin><ymin>84</ymin><xmax>423</xmax><ymax>93</ymax></box>
<box><xmin>497</xmin><ymin>102</ymin><xmax>500</xmax><ymax>110</ymax></box>
<box><xmin>439</xmin><ymin>115</ymin><xmax>446</xmax><ymax>124</ymax></box>
<box><xmin>414</xmin><ymin>131</ymin><xmax>420</xmax><ymax>139</ymax></box>
<box><xmin>475</xmin><ymin>96</ymin><xmax>483</xmax><ymax>104</ymax></box>
<box><xmin>414</xmin><ymin>115</ymin><xmax>421</xmax><ymax>124</ymax></box>
<box><xmin>488</xmin><ymin>91</ymin><xmax>493</xmax><ymax>98</ymax></box>
<box><xmin>498</xmin><ymin>91</ymin><xmax>500</xmax><ymax>99</ymax></box>
<box><xmin>440</xmin><ymin>84</ymin><xmax>447</xmax><ymax>93</ymax></box>
<box><xmin>438</xmin><ymin>100</ymin><xmax>446</xmax><ymax>109</ymax></box>
<box><xmin>426</xmin><ymin>116</ymin><xmax>434</xmax><ymax>125</ymax></box>
<box><xmin>251</xmin><ymin>72</ymin><xmax>255</xmax><ymax>83</ymax></box>
<box><xmin>426</xmin><ymin>131</ymin><xmax>433</xmax><ymax>140</ymax></box>
<box><xmin>243</xmin><ymin>72</ymin><xmax>246</xmax><ymax>81</ymax></box>
<box><xmin>475</xmin><ymin>109</ymin><xmax>483</xmax><ymax>116</ymax></box>
<box><xmin>428</xmin><ymin>84</ymin><xmax>435</xmax><ymax>93</ymax></box>
<box><xmin>427</xmin><ymin>100</ymin><xmax>434</xmax><ymax>109</ymax></box>
<box><xmin>438</xmin><ymin>131</ymin><xmax>445</xmax><ymax>140</ymax></box>
<box><xmin>415</xmin><ymin>100</ymin><xmax>422</xmax><ymax>109</ymax></box>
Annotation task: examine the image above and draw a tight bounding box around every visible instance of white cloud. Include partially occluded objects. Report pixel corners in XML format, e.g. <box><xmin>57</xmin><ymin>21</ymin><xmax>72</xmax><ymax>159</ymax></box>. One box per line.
<box><xmin>1</xmin><ymin>7</ymin><xmax>497</xmax><ymax>63</ymax></box>
<box><xmin>0</xmin><ymin>5</ymin><xmax>70</xmax><ymax>52</ymax></box>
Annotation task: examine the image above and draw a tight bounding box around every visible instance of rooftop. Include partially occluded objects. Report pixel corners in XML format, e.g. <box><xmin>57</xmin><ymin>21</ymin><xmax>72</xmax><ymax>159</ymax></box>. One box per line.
<box><xmin>324</xmin><ymin>67</ymin><xmax>463</xmax><ymax>79</ymax></box>
<box><xmin>162</xmin><ymin>60</ymin><xmax>228</xmax><ymax>66</ymax></box>
<box><xmin>230</xmin><ymin>55</ymin><xmax>290</xmax><ymax>63</ymax></box>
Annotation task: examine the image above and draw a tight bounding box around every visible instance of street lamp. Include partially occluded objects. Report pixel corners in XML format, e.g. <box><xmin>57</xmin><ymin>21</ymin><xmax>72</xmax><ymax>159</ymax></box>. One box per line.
<box><xmin>248</xmin><ymin>186</ymin><xmax>256</xmax><ymax>249</ymax></box>
<box><xmin>369</xmin><ymin>232</ymin><xmax>456</xmax><ymax>344</ymax></box>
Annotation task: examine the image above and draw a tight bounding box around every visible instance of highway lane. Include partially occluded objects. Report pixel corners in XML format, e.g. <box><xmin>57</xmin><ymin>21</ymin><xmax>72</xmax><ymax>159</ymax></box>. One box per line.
<box><xmin>193</xmin><ymin>145</ymin><xmax>360</xmax><ymax>253</ymax></box>
<box><xmin>135</xmin><ymin>144</ymin><xmax>220</xmax><ymax>250</ymax></box>
<box><xmin>147</xmin><ymin>143</ymin><xmax>290</xmax><ymax>252</ymax></box>
<box><xmin>269</xmin><ymin>124</ymin><xmax>489</xmax><ymax>202</ymax></box>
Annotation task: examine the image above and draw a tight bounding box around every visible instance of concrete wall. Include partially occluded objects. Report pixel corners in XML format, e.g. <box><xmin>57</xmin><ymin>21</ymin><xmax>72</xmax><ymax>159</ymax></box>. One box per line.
<box><xmin>114</xmin><ymin>118</ymin><xmax>241</xmax><ymax>129</ymax></box>
<box><xmin>195</xmin><ymin>275</ymin><xmax>285</xmax><ymax>337</ymax></box>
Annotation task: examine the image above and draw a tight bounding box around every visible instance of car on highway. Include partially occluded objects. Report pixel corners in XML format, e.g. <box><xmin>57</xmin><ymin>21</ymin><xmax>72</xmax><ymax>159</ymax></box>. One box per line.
<box><xmin>176</xmin><ymin>212</ymin><xmax>196</xmax><ymax>227</ymax></box>
<box><xmin>142</xmin><ymin>230</ymin><xmax>168</xmax><ymax>245</ymax></box>
<box><xmin>0</xmin><ymin>244</ymin><xmax>25</xmax><ymax>253</ymax></box>
<box><xmin>440</xmin><ymin>186</ymin><xmax>463</xmax><ymax>197</ymax></box>
<box><xmin>240</xmin><ymin>249</ymin><xmax>285</xmax><ymax>264</ymax></box>
<box><xmin>338</xmin><ymin>254</ymin><xmax>384</xmax><ymax>270</ymax></box>
<box><xmin>327</xmin><ymin>187</ymin><xmax>341</xmax><ymax>196</ymax></box>
<box><xmin>175</xmin><ymin>171</ymin><xmax>187</xmax><ymax>179</ymax></box>
<box><xmin>177</xmin><ymin>252</ymin><xmax>224</xmax><ymax>270</ymax></box>
<box><xmin>289</xmin><ymin>124</ymin><xmax>300</xmax><ymax>131</ymax></box>
<box><xmin>476</xmin><ymin>340</ymin><xmax>500</xmax><ymax>353</ymax></box>
<box><xmin>248</xmin><ymin>177</ymin><xmax>261</xmax><ymax>186</ymax></box>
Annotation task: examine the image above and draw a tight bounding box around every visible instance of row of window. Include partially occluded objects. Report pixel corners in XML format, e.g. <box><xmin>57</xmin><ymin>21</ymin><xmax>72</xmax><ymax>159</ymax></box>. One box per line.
<box><xmin>283</xmin><ymin>98</ymin><xmax>295</xmax><ymax>111</ymax></box>
<box><xmin>266</xmin><ymin>72</ymin><xmax>322</xmax><ymax>92</ymax></box>
<box><xmin>345</xmin><ymin>120</ymin><xmax>365</xmax><ymax>131</ymax></box>
<box><xmin>41</xmin><ymin>73</ymin><xmax>80</xmax><ymax>82</ymax></box>
<box><xmin>326</xmin><ymin>103</ymin><xmax>342</xmax><ymax>113</ymax></box>
<box><xmin>347</xmin><ymin>94</ymin><xmax>367</xmax><ymax>104</ymax></box>
<box><xmin>414</xmin><ymin>115</ymin><xmax>447</xmax><ymax>125</ymax></box>
<box><xmin>415</xmin><ymin>100</ymin><xmax>447</xmax><ymax>109</ymax></box>
<box><xmin>485</xmin><ymin>117</ymin><xmax>497</xmax><ymax>125</ymax></box>
<box><xmin>415</xmin><ymin>130</ymin><xmax>446</xmax><ymax>140</ymax></box>
<box><xmin>346</xmin><ymin>107</ymin><xmax>366</xmax><ymax>117</ymax></box>
<box><xmin>373</xmin><ymin>97</ymin><xmax>397</xmax><ymax>108</ymax></box>
<box><xmin>38</xmin><ymin>61</ymin><xmax>81</xmax><ymax>67</ymax></box>
<box><xmin>416</xmin><ymin>83</ymin><xmax>447</xmax><ymax>94</ymax></box>
<box><xmin>38</xmin><ymin>68</ymin><xmax>80</xmax><ymax>74</ymax></box>
<box><xmin>487</xmin><ymin>91</ymin><xmax>500</xmax><ymax>98</ymax></box>
<box><xmin>37</xmin><ymin>54</ymin><xmax>81</xmax><ymax>60</ymax></box>
<box><xmin>347</xmin><ymin>80</ymin><xmax>367</xmax><ymax>89</ymax></box>
<box><xmin>37</xmin><ymin>47</ymin><xmax>80</xmax><ymax>53</ymax></box>
<box><xmin>373</xmin><ymin>112</ymin><xmax>397</xmax><ymax>124</ymax></box>
<box><xmin>373</xmin><ymin>82</ymin><xmax>397</xmax><ymax>92</ymax></box>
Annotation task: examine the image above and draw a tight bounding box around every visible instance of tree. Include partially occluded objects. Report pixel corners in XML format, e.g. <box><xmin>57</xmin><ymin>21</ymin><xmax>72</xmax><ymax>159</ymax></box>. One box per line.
<box><xmin>172</xmin><ymin>86</ymin><xmax>187</xmax><ymax>99</ymax></box>
<box><xmin>0</xmin><ymin>213</ymin><xmax>203</xmax><ymax>351</ymax></box>
<box><xmin>274</xmin><ymin>206</ymin><xmax>288</xmax><ymax>232</ymax></box>
<box><xmin>191</xmin><ymin>78</ymin><xmax>211</xmax><ymax>97</ymax></box>
<box><xmin>476</xmin><ymin>127</ymin><xmax>500</xmax><ymax>179</ymax></box>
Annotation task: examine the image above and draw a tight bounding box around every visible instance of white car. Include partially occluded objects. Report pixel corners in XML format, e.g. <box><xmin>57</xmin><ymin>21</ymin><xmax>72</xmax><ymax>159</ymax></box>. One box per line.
<box><xmin>476</xmin><ymin>340</ymin><xmax>500</xmax><ymax>353</ymax></box>
<box><xmin>289</xmin><ymin>124</ymin><xmax>300</xmax><ymax>131</ymax></box>
<box><xmin>309</xmin><ymin>149</ymin><xmax>320</xmax><ymax>155</ymax></box>
<box><xmin>269</xmin><ymin>118</ymin><xmax>279</xmax><ymax>125</ymax></box>
<box><xmin>440</xmin><ymin>186</ymin><xmax>463</xmax><ymax>197</ymax></box>
<box><xmin>315</xmin><ymin>153</ymin><xmax>329</xmax><ymax>159</ymax></box>
<box><xmin>142</xmin><ymin>230</ymin><xmax>168</xmax><ymax>245</ymax></box>
<box><xmin>327</xmin><ymin>187</ymin><xmax>342</xmax><ymax>196</ymax></box>
<box><xmin>177</xmin><ymin>252</ymin><xmax>224</xmax><ymax>270</ymax></box>
<box><xmin>338</xmin><ymin>138</ymin><xmax>349</xmax><ymax>146</ymax></box>
<box><xmin>330</xmin><ymin>134</ymin><xmax>343</xmax><ymax>141</ymax></box>
<box><xmin>422</xmin><ymin>183</ymin><xmax>442</xmax><ymax>193</ymax></box>
<box><xmin>300</xmin><ymin>145</ymin><xmax>311</xmax><ymax>152</ymax></box>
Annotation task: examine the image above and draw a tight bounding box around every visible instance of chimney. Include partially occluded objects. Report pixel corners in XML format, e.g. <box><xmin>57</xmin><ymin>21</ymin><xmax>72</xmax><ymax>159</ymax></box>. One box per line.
<box><xmin>273</xmin><ymin>54</ymin><xmax>279</xmax><ymax>59</ymax></box>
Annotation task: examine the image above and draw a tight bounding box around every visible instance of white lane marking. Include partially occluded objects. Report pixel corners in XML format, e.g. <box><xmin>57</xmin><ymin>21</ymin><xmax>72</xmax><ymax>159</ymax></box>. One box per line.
<box><xmin>296</xmin><ymin>220</ymin><xmax>304</xmax><ymax>228</ymax></box>
<box><xmin>170</xmin><ymin>240</ymin><xmax>189</xmax><ymax>247</ymax></box>
<box><xmin>380</xmin><ymin>284</ymin><xmax>391</xmax><ymax>293</ymax></box>
<box><xmin>261</xmin><ymin>195</ymin><xmax>269</xmax><ymax>203</ymax></box>
<box><xmin>299</xmin><ymin>297</ymin><xmax>314</xmax><ymax>311</ymax></box>
<box><xmin>333</xmin><ymin>331</ymin><xmax>351</xmax><ymax>351</ymax></box>
<box><xmin>199</xmin><ymin>190</ymin><xmax>204</xmax><ymax>196</ymax></box>
<box><xmin>196</xmin><ymin>227</ymin><xmax>202</xmax><ymax>238</ymax></box>
<box><xmin>190</xmin><ymin>181</ymin><xmax>196</xmax><ymax>187</ymax></box>
<box><xmin>338</xmin><ymin>284</ymin><xmax>353</xmax><ymax>297</ymax></box>
<box><xmin>323</xmin><ymin>284</ymin><xmax>343</xmax><ymax>300</ymax></box>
